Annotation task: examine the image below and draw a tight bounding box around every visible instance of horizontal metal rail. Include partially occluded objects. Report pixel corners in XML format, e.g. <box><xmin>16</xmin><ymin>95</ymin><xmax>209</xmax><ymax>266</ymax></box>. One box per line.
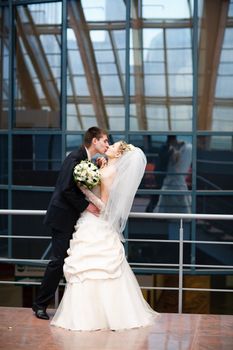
<box><xmin>1</xmin><ymin>236</ymin><xmax>233</xmax><ymax>246</ymax></box>
<box><xmin>129</xmin><ymin>212</ymin><xmax>233</xmax><ymax>220</ymax></box>
<box><xmin>0</xmin><ymin>210</ymin><xmax>46</xmax><ymax>215</ymax></box>
<box><xmin>1</xmin><ymin>209</ymin><xmax>233</xmax><ymax>220</ymax></box>
<box><xmin>0</xmin><ymin>280</ymin><xmax>232</xmax><ymax>294</ymax></box>
<box><xmin>0</xmin><ymin>235</ymin><xmax>51</xmax><ymax>239</ymax></box>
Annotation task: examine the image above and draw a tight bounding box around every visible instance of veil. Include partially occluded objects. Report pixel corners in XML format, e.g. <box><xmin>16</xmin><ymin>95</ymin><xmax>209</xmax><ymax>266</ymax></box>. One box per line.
<box><xmin>101</xmin><ymin>147</ymin><xmax>147</xmax><ymax>242</ymax></box>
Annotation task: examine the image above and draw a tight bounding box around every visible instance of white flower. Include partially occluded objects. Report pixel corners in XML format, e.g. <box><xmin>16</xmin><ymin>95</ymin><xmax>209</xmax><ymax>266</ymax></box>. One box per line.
<box><xmin>73</xmin><ymin>160</ymin><xmax>100</xmax><ymax>189</ymax></box>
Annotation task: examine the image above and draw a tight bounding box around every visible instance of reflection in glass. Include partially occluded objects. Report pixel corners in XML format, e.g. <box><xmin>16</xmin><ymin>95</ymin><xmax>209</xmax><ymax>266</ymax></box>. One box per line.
<box><xmin>198</xmin><ymin>0</ymin><xmax>233</xmax><ymax>131</ymax></box>
<box><xmin>129</xmin><ymin>133</ymin><xmax>192</xmax><ymax>193</ymax></box>
<box><xmin>13</xmin><ymin>135</ymin><xmax>61</xmax><ymax>186</ymax></box>
<box><xmin>14</xmin><ymin>3</ymin><xmax>62</xmax><ymax>128</ymax></box>
<box><xmin>144</xmin><ymin>135</ymin><xmax>192</xmax><ymax>214</ymax></box>
<box><xmin>197</xmin><ymin>136</ymin><xmax>233</xmax><ymax>191</ymax></box>
<box><xmin>67</xmin><ymin>1</ymin><xmax>126</xmax><ymax>131</ymax></box>
<box><xmin>130</xmin><ymin>134</ymin><xmax>193</xmax><ymax>215</ymax></box>
<box><xmin>0</xmin><ymin>6</ymin><xmax>9</xmax><ymax>130</ymax></box>
<box><xmin>130</xmin><ymin>0</ymin><xmax>193</xmax><ymax>131</ymax></box>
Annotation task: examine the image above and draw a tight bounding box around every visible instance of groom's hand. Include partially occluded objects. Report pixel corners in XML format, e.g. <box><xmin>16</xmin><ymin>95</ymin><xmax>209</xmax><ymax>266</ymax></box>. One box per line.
<box><xmin>86</xmin><ymin>203</ymin><xmax>100</xmax><ymax>216</ymax></box>
<box><xmin>96</xmin><ymin>157</ymin><xmax>107</xmax><ymax>168</ymax></box>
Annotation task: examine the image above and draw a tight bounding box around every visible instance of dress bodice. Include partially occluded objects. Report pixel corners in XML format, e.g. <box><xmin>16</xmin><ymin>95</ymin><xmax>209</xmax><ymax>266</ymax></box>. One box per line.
<box><xmin>99</xmin><ymin>164</ymin><xmax>116</xmax><ymax>204</ymax></box>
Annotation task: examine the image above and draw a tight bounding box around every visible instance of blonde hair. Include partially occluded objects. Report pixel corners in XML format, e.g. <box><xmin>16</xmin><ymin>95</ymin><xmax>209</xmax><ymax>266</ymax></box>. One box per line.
<box><xmin>118</xmin><ymin>141</ymin><xmax>135</xmax><ymax>154</ymax></box>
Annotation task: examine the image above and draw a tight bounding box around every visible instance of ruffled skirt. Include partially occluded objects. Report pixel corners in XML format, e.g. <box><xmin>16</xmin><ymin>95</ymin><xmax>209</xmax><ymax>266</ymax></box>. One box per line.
<box><xmin>51</xmin><ymin>212</ymin><xmax>159</xmax><ymax>331</ymax></box>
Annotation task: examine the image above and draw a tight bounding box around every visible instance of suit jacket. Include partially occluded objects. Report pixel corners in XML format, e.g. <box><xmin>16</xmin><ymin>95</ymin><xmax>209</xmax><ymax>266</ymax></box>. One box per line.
<box><xmin>44</xmin><ymin>146</ymin><xmax>89</xmax><ymax>233</ymax></box>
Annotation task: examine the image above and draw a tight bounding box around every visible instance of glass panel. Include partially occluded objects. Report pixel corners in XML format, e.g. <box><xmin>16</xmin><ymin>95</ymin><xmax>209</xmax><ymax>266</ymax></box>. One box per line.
<box><xmin>197</xmin><ymin>136</ymin><xmax>233</xmax><ymax>190</ymax></box>
<box><xmin>170</xmin><ymin>105</ymin><xmax>192</xmax><ymax>131</ymax></box>
<box><xmin>197</xmin><ymin>195</ymin><xmax>233</xmax><ymax>217</ymax></box>
<box><xmin>81</xmin><ymin>0</ymin><xmax>125</xmax><ymax>21</ymax></box>
<box><xmin>0</xmin><ymin>6</ymin><xmax>9</xmax><ymax>130</ymax></box>
<box><xmin>14</xmin><ymin>2</ymin><xmax>62</xmax><ymax>128</ymax></box>
<box><xmin>141</xmin><ymin>0</ymin><xmax>193</xmax><ymax>19</ymax></box>
<box><xmin>131</xmin><ymin>105</ymin><xmax>168</xmax><ymax>131</ymax></box>
<box><xmin>230</xmin><ymin>1</ymin><xmax>233</xmax><ymax>16</ymax></box>
<box><xmin>67</xmin><ymin>1</ymin><xmax>126</xmax><ymax>131</ymax></box>
<box><xmin>130</xmin><ymin>0</ymin><xmax>193</xmax><ymax>131</ymax></box>
<box><xmin>197</xmin><ymin>195</ymin><xmax>233</xmax><ymax>268</ymax></box>
<box><xmin>129</xmin><ymin>195</ymin><xmax>192</xmax><ymax>263</ymax></box>
<box><xmin>128</xmin><ymin>217</ymin><xmax>179</xmax><ymax>259</ymax></box>
<box><xmin>0</xmin><ymin>134</ymin><xmax>8</xmax><ymax>184</ymax></box>
<box><xmin>12</xmin><ymin>191</ymin><xmax>52</xmax><ymax>259</ymax></box>
<box><xmin>12</xmin><ymin>134</ymin><xmax>61</xmax><ymax>186</ymax></box>
<box><xmin>66</xmin><ymin>134</ymin><xmax>83</xmax><ymax>154</ymax></box>
<box><xmin>106</xmin><ymin>105</ymin><xmax>125</xmax><ymax>130</ymax></box>
<box><xmin>0</xmin><ymin>190</ymin><xmax>8</xmax><ymax>258</ymax></box>
<box><xmin>198</xmin><ymin>1</ymin><xmax>233</xmax><ymax>131</ymax></box>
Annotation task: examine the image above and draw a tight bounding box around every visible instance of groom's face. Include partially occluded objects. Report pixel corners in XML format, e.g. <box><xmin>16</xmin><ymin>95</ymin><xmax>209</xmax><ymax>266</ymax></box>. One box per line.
<box><xmin>93</xmin><ymin>134</ymin><xmax>109</xmax><ymax>154</ymax></box>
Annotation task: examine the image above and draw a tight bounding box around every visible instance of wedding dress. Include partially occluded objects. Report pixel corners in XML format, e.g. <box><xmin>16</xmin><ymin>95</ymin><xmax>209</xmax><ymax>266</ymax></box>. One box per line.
<box><xmin>51</xmin><ymin>148</ymin><xmax>159</xmax><ymax>331</ymax></box>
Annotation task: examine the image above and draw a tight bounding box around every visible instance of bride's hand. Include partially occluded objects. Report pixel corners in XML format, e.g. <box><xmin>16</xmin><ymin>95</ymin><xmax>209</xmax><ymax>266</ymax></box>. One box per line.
<box><xmin>86</xmin><ymin>203</ymin><xmax>100</xmax><ymax>216</ymax></box>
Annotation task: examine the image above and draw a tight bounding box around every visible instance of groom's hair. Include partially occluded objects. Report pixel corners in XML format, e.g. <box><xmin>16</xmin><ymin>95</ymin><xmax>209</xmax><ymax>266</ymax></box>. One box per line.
<box><xmin>84</xmin><ymin>127</ymin><xmax>108</xmax><ymax>147</ymax></box>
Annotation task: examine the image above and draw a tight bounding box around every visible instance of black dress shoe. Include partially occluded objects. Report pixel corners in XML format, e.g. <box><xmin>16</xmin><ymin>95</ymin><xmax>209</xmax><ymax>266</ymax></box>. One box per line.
<box><xmin>32</xmin><ymin>305</ymin><xmax>50</xmax><ymax>320</ymax></box>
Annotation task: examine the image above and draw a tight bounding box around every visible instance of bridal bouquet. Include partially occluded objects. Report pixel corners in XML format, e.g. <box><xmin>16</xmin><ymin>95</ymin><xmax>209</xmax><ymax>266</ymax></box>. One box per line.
<box><xmin>73</xmin><ymin>160</ymin><xmax>100</xmax><ymax>190</ymax></box>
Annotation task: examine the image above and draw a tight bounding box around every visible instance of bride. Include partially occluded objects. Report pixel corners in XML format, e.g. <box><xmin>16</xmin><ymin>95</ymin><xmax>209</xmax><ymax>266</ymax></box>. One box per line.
<box><xmin>51</xmin><ymin>141</ymin><xmax>159</xmax><ymax>331</ymax></box>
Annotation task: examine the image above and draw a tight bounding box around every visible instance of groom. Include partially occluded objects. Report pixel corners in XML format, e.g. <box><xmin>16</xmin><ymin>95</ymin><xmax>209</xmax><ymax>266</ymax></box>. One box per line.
<box><xmin>32</xmin><ymin>127</ymin><xmax>109</xmax><ymax>320</ymax></box>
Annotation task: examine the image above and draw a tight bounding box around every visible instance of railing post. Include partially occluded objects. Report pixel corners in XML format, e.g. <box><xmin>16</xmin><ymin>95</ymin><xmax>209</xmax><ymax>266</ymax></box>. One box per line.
<box><xmin>178</xmin><ymin>218</ymin><xmax>183</xmax><ymax>314</ymax></box>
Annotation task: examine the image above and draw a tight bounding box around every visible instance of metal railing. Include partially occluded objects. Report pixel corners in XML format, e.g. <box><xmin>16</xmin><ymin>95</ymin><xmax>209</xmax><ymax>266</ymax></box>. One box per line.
<box><xmin>0</xmin><ymin>209</ymin><xmax>233</xmax><ymax>313</ymax></box>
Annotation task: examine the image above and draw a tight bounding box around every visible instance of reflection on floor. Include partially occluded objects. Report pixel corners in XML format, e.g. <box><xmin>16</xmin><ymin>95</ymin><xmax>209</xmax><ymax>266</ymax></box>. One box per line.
<box><xmin>1</xmin><ymin>307</ymin><xmax>233</xmax><ymax>350</ymax></box>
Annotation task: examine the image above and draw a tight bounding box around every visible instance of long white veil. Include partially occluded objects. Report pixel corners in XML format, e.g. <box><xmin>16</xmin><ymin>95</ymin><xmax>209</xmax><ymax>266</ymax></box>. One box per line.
<box><xmin>101</xmin><ymin>147</ymin><xmax>147</xmax><ymax>241</ymax></box>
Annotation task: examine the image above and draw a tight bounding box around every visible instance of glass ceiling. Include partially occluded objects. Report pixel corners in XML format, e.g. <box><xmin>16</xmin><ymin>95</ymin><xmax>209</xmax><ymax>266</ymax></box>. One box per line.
<box><xmin>0</xmin><ymin>0</ymin><xmax>232</xmax><ymax>132</ymax></box>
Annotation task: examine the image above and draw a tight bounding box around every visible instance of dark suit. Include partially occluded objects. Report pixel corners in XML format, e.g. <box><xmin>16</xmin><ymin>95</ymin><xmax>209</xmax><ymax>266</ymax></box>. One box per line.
<box><xmin>34</xmin><ymin>146</ymin><xmax>89</xmax><ymax>308</ymax></box>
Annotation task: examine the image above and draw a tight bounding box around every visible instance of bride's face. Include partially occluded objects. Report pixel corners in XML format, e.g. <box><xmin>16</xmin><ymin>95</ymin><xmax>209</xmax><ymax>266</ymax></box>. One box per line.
<box><xmin>105</xmin><ymin>142</ymin><xmax>122</xmax><ymax>159</ymax></box>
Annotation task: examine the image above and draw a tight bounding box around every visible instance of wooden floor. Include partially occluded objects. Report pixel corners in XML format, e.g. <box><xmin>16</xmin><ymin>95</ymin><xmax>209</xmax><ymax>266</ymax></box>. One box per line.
<box><xmin>0</xmin><ymin>307</ymin><xmax>233</xmax><ymax>350</ymax></box>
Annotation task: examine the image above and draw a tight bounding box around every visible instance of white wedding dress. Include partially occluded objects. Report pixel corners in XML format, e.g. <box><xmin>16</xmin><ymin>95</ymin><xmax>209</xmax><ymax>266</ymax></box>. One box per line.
<box><xmin>51</xmin><ymin>152</ymin><xmax>159</xmax><ymax>331</ymax></box>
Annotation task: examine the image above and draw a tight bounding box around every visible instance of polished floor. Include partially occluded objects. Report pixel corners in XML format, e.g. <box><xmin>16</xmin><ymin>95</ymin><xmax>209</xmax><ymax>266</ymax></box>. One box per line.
<box><xmin>0</xmin><ymin>307</ymin><xmax>233</xmax><ymax>350</ymax></box>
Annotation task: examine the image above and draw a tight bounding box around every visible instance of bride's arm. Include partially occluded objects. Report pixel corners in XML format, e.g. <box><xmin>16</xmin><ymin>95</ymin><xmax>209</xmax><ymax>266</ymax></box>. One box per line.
<box><xmin>78</xmin><ymin>186</ymin><xmax>105</xmax><ymax>211</ymax></box>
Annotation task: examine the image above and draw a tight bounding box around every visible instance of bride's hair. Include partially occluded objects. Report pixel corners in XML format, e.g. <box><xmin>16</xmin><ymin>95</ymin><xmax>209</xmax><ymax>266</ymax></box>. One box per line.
<box><xmin>118</xmin><ymin>141</ymin><xmax>135</xmax><ymax>154</ymax></box>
